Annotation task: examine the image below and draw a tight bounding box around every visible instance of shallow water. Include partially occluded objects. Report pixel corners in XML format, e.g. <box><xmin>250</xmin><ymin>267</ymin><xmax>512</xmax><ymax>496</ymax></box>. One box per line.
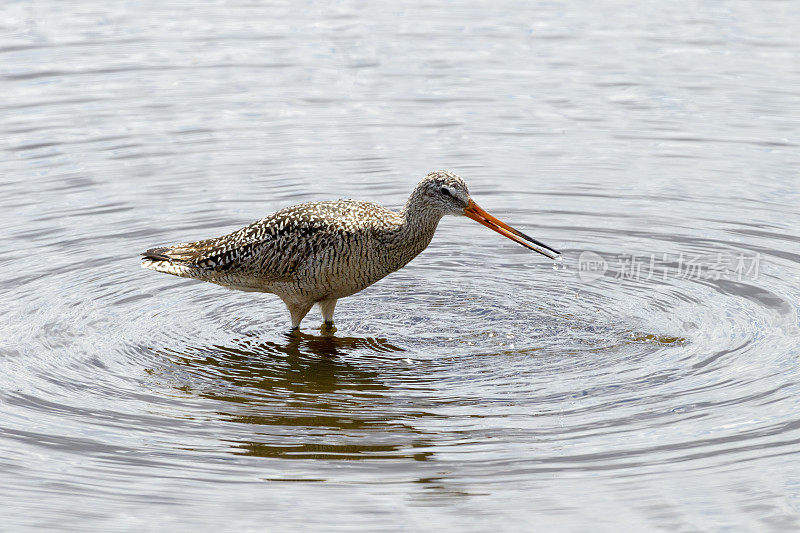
<box><xmin>2</xmin><ymin>1</ymin><xmax>800</xmax><ymax>531</ymax></box>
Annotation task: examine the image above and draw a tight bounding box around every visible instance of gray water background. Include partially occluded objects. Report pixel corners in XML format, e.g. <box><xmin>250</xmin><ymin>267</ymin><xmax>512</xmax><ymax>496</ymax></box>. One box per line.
<box><xmin>1</xmin><ymin>1</ymin><xmax>799</xmax><ymax>531</ymax></box>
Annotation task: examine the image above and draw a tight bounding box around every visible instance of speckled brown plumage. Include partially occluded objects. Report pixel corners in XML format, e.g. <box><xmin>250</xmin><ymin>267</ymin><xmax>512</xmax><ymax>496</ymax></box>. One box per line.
<box><xmin>141</xmin><ymin>170</ymin><xmax>560</xmax><ymax>329</ymax></box>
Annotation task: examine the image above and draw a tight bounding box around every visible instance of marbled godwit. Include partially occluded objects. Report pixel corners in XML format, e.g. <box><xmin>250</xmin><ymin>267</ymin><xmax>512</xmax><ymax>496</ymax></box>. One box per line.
<box><xmin>141</xmin><ymin>171</ymin><xmax>560</xmax><ymax>330</ymax></box>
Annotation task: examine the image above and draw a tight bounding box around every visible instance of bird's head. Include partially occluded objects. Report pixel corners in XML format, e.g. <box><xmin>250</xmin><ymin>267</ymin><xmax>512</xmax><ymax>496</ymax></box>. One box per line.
<box><xmin>413</xmin><ymin>170</ymin><xmax>472</xmax><ymax>216</ymax></box>
<box><xmin>409</xmin><ymin>170</ymin><xmax>561</xmax><ymax>260</ymax></box>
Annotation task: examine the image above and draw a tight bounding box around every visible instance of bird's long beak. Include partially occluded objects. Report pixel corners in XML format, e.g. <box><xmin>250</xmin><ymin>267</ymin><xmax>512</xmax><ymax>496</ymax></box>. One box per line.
<box><xmin>463</xmin><ymin>199</ymin><xmax>561</xmax><ymax>259</ymax></box>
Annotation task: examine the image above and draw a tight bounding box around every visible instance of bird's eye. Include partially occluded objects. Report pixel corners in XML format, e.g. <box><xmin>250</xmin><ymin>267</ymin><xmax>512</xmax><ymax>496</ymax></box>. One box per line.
<box><xmin>440</xmin><ymin>187</ymin><xmax>451</xmax><ymax>197</ymax></box>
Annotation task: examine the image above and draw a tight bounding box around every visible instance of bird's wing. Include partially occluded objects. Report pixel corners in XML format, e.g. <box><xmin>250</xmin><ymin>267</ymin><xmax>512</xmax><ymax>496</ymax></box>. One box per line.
<box><xmin>143</xmin><ymin>204</ymin><xmax>349</xmax><ymax>282</ymax></box>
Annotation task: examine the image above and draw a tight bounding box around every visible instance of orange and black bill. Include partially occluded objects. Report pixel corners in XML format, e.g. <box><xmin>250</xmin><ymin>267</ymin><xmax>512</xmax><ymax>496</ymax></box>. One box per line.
<box><xmin>463</xmin><ymin>199</ymin><xmax>561</xmax><ymax>259</ymax></box>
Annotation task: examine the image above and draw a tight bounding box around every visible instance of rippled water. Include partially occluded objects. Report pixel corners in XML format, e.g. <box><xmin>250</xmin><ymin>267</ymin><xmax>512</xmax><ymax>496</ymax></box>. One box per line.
<box><xmin>2</xmin><ymin>1</ymin><xmax>800</xmax><ymax>530</ymax></box>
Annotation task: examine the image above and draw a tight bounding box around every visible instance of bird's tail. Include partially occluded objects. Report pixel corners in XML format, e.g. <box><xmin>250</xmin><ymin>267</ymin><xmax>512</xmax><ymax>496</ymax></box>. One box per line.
<box><xmin>140</xmin><ymin>241</ymin><xmax>215</xmax><ymax>280</ymax></box>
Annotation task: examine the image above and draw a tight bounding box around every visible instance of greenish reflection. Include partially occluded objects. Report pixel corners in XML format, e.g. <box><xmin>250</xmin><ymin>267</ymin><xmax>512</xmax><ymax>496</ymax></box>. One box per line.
<box><xmin>162</xmin><ymin>331</ymin><xmax>435</xmax><ymax>461</ymax></box>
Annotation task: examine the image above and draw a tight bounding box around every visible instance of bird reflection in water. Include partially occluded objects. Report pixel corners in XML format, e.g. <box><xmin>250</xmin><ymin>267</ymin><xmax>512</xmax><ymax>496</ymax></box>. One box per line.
<box><xmin>158</xmin><ymin>332</ymin><xmax>434</xmax><ymax>461</ymax></box>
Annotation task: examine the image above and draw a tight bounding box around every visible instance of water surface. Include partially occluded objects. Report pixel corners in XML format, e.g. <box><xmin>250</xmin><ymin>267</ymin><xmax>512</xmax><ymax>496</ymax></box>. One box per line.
<box><xmin>1</xmin><ymin>1</ymin><xmax>800</xmax><ymax>531</ymax></box>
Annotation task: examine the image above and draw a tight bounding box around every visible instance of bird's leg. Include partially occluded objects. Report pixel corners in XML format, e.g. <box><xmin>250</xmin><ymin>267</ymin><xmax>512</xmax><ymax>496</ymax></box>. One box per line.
<box><xmin>318</xmin><ymin>298</ymin><xmax>337</xmax><ymax>332</ymax></box>
<box><xmin>286</xmin><ymin>301</ymin><xmax>313</xmax><ymax>331</ymax></box>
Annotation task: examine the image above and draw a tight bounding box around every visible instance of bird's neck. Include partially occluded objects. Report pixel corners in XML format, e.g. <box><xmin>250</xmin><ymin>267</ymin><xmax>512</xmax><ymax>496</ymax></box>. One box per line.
<box><xmin>396</xmin><ymin>201</ymin><xmax>443</xmax><ymax>252</ymax></box>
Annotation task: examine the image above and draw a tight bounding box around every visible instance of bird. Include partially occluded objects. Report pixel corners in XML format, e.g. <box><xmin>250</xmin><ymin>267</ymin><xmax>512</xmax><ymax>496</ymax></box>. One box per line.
<box><xmin>141</xmin><ymin>170</ymin><xmax>560</xmax><ymax>330</ymax></box>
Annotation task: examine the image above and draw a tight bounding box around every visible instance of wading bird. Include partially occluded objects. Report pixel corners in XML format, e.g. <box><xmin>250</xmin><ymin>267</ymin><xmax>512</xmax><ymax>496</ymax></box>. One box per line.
<box><xmin>141</xmin><ymin>171</ymin><xmax>560</xmax><ymax>330</ymax></box>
